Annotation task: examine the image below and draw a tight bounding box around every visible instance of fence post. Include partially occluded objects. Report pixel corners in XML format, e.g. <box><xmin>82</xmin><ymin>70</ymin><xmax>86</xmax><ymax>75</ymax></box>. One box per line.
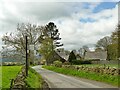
<box><xmin>10</xmin><ymin>79</ymin><xmax>14</xmax><ymax>89</ymax></box>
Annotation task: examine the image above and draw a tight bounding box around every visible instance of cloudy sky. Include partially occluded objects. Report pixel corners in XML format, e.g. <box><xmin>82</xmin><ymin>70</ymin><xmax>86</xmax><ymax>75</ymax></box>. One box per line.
<box><xmin>0</xmin><ymin>0</ymin><xmax>119</xmax><ymax>51</ymax></box>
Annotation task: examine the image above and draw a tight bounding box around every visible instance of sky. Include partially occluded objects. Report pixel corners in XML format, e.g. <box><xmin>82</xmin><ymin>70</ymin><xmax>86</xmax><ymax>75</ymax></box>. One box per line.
<box><xmin>0</xmin><ymin>0</ymin><xmax>119</xmax><ymax>51</ymax></box>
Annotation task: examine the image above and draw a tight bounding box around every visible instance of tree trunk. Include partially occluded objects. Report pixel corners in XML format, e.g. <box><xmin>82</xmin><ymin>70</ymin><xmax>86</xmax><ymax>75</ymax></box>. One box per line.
<box><xmin>106</xmin><ymin>47</ymin><xmax>110</xmax><ymax>61</ymax></box>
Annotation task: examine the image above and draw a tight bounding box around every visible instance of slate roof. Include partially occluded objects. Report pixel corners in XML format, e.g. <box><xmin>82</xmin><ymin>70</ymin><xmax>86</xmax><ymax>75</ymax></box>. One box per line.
<box><xmin>55</xmin><ymin>50</ymin><xmax>69</xmax><ymax>61</ymax></box>
<box><xmin>85</xmin><ymin>51</ymin><xmax>107</xmax><ymax>60</ymax></box>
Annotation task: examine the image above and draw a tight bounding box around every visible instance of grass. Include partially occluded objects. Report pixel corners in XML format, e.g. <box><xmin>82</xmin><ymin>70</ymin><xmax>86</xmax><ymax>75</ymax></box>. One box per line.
<box><xmin>1</xmin><ymin>66</ymin><xmax>22</xmax><ymax>88</ymax></box>
<box><xmin>1</xmin><ymin>65</ymin><xmax>43</xmax><ymax>89</ymax></box>
<box><xmin>42</xmin><ymin>65</ymin><xmax>119</xmax><ymax>87</ymax></box>
<box><xmin>25</xmin><ymin>67</ymin><xmax>43</xmax><ymax>88</ymax></box>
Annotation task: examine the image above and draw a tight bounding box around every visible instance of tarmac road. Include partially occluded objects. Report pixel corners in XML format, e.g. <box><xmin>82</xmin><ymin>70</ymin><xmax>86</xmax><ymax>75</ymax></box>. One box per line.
<box><xmin>32</xmin><ymin>65</ymin><xmax>118</xmax><ymax>89</ymax></box>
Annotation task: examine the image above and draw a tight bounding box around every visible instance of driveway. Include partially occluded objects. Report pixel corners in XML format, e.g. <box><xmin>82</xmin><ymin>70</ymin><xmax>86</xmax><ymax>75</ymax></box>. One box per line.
<box><xmin>32</xmin><ymin>65</ymin><xmax>118</xmax><ymax>89</ymax></box>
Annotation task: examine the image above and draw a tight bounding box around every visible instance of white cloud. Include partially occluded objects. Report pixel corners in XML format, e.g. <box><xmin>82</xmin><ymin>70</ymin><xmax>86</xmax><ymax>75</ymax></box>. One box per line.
<box><xmin>53</xmin><ymin>4</ymin><xmax>118</xmax><ymax>50</ymax></box>
<box><xmin>0</xmin><ymin>1</ymin><xmax>118</xmax><ymax>51</ymax></box>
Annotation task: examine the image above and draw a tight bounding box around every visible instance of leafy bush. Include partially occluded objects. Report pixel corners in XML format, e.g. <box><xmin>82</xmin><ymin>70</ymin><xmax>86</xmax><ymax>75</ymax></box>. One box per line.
<box><xmin>53</xmin><ymin>60</ymin><xmax>62</xmax><ymax>67</ymax></box>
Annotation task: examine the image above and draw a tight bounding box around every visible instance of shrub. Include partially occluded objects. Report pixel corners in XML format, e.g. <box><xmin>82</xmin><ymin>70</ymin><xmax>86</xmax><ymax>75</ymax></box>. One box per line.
<box><xmin>71</xmin><ymin>60</ymin><xmax>91</xmax><ymax>65</ymax></box>
<box><xmin>68</xmin><ymin>51</ymin><xmax>76</xmax><ymax>63</ymax></box>
<box><xmin>81</xmin><ymin>60</ymin><xmax>91</xmax><ymax>64</ymax></box>
<box><xmin>2</xmin><ymin>62</ymin><xmax>22</xmax><ymax>66</ymax></box>
<box><xmin>40</xmin><ymin>59</ymin><xmax>46</xmax><ymax>65</ymax></box>
<box><xmin>71</xmin><ymin>60</ymin><xmax>82</xmax><ymax>65</ymax></box>
<box><xmin>63</xmin><ymin>61</ymin><xmax>71</xmax><ymax>65</ymax></box>
<box><xmin>53</xmin><ymin>60</ymin><xmax>62</xmax><ymax>67</ymax></box>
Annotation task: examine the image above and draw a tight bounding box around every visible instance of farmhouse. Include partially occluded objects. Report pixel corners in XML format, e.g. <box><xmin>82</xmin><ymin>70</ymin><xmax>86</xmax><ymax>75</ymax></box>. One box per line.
<box><xmin>85</xmin><ymin>51</ymin><xmax>107</xmax><ymax>60</ymax></box>
<box><xmin>46</xmin><ymin>49</ymin><xmax>69</xmax><ymax>64</ymax></box>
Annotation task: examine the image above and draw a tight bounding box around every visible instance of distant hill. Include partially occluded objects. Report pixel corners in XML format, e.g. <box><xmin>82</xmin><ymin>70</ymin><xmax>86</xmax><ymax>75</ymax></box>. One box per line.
<box><xmin>1</xmin><ymin>57</ymin><xmax>24</xmax><ymax>63</ymax></box>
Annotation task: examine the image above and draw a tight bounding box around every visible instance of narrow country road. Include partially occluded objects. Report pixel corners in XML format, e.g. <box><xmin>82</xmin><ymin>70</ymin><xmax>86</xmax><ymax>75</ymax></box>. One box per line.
<box><xmin>32</xmin><ymin>65</ymin><xmax>117</xmax><ymax>89</ymax></box>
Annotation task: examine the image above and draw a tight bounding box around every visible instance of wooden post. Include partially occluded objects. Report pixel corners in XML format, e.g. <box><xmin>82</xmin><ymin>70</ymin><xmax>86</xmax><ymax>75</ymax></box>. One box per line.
<box><xmin>10</xmin><ymin>79</ymin><xmax>14</xmax><ymax>89</ymax></box>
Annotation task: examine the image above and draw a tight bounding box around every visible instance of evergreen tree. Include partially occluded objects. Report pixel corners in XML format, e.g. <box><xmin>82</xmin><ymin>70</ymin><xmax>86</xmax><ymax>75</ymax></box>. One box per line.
<box><xmin>68</xmin><ymin>51</ymin><xmax>76</xmax><ymax>63</ymax></box>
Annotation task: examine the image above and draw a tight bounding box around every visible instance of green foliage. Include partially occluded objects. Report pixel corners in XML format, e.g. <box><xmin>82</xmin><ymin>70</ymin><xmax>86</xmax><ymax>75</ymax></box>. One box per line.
<box><xmin>108</xmin><ymin>44</ymin><xmax>118</xmax><ymax>60</ymax></box>
<box><xmin>53</xmin><ymin>60</ymin><xmax>62</xmax><ymax>67</ymax></box>
<box><xmin>68</xmin><ymin>51</ymin><xmax>76</xmax><ymax>63</ymax></box>
<box><xmin>39</xmin><ymin>37</ymin><xmax>53</xmax><ymax>61</ymax></box>
<box><xmin>39</xmin><ymin>22</ymin><xmax>63</xmax><ymax>65</ymax></box>
<box><xmin>42</xmin><ymin>65</ymin><xmax>118</xmax><ymax>86</ymax></box>
<box><xmin>2</xmin><ymin>66</ymin><xmax>22</xmax><ymax>88</ymax></box>
<box><xmin>25</xmin><ymin>67</ymin><xmax>42</xmax><ymax>88</ymax></box>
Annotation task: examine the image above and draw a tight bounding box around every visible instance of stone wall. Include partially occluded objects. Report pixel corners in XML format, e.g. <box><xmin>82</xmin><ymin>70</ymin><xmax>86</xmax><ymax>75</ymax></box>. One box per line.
<box><xmin>10</xmin><ymin>66</ymin><xmax>49</xmax><ymax>89</ymax></box>
<box><xmin>62</xmin><ymin>65</ymin><xmax>119</xmax><ymax>76</ymax></box>
<box><xmin>11</xmin><ymin>66</ymin><xmax>26</xmax><ymax>89</ymax></box>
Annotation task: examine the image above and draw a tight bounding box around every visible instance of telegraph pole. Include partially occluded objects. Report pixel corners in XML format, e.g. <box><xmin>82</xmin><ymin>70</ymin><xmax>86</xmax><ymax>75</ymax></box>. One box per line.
<box><xmin>26</xmin><ymin>36</ymin><xmax>28</xmax><ymax>76</ymax></box>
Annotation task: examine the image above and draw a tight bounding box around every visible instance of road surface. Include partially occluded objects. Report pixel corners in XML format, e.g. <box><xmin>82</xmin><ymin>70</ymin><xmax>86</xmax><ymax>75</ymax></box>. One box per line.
<box><xmin>32</xmin><ymin>65</ymin><xmax>118</xmax><ymax>89</ymax></box>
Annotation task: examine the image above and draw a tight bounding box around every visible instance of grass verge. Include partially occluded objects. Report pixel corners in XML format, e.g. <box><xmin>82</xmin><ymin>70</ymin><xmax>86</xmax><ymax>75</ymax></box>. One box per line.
<box><xmin>1</xmin><ymin>66</ymin><xmax>22</xmax><ymax>88</ymax></box>
<box><xmin>42</xmin><ymin>65</ymin><xmax>119</xmax><ymax>86</ymax></box>
<box><xmin>25</xmin><ymin>67</ymin><xmax>43</xmax><ymax>88</ymax></box>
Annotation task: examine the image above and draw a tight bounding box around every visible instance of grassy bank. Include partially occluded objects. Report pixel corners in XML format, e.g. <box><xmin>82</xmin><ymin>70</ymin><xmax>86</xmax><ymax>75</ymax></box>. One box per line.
<box><xmin>25</xmin><ymin>67</ymin><xmax>43</xmax><ymax>88</ymax></box>
<box><xmin>1</xmin><ymin>66</ymin><xmax>44</xmax><ymax>89</ymax></box>
<box><xmin>1</xmin><ymin>66</ymin><xmax>22</xmax><ymax>88</ymax></box>
<box><xmin>42</xmin><ymin>65</ymin><xmax>118</xmax><ymax>86</ymax></box>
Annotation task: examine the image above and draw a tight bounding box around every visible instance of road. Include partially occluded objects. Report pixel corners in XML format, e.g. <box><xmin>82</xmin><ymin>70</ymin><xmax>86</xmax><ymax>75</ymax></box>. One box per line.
<box><xmin>32</xmin><ymin>65</ymin><xmax>118</xmax><ymax>89</ymax></box>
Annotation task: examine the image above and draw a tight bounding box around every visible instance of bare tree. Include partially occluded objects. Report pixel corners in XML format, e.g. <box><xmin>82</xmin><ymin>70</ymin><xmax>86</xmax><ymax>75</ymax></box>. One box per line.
<box><xmin>2</xmin><ymin>23</ymin><xmax>44</xmax><ymax>63</ymax></box>
<box><xmin>96</xmin><ymin>36</ymin><xmax>112</xmax><ymax>51</ymax></box>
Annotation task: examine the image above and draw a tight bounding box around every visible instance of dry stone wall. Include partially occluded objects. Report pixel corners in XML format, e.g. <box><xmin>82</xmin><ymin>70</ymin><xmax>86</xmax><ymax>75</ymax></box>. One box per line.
<box><xmin>62</xmin><ymin>65</ymin><xmax>119</xmax><ymax>76</ymax></box>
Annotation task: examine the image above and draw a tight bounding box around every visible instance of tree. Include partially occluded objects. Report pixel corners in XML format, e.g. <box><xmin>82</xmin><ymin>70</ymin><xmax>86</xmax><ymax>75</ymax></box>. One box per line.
<box><xmin>118</xmin><ymin>23</ymin><xmax>120</xmax><ymax>60</ymax></box>
<box><xmin>83</xmin><ymin>45</ymin><xmax>89</xmax><ymax>51</ymax></box>
<box><xmin>78</xmin><ymin>48</ymin><xmax>84</xmax><ymax>57</ymax></box>
<box><xmin>39</xmin><ymin>37</ymin><xmax>53</xmax><ymax>64</ymax></box>
<box><xmin>109</xmin><ymin>24</ymin><xmax>119</xmax><ymax>60</ymax></box>
<box><xmin>39</xmin><ymin>22</ymin><xmax>63</xmax><ymax>64</ymax></box>
<box><xmin>96</xmin><ymin>36</ymin><xmax>112</xmax><ymax>51</ymax></box>
<box><xmin>44</xmin><ymin>22</ymin><xmax>63</xmax><ymax>48</ymax></box>
<box><xmin>2</xmin><ymin>23</ymin><xmax>44</xmax><ymax>64</ymax></box>
<box><xmin>111</xmin><ymin>30</ymin><xmax>118</xmax><ymax>44</ymax></box>
<box><xmin>68</xmin><ymin>50</ymin><xmax>76</xmax><ymax>63</ymax></box>
<box><xmin>96</xmin><ymin>36</ymin><xmax>112</xmax><ymax>61</ymax></box>
<box><xmin>108</xmin><ymin>44</ymin><xmax>118</xmax><ymax>60</ymax></box>
<box><xmin>82</xmin><ymin>45</ymin><xmax>89</xmax><ymax>60</ymax></box>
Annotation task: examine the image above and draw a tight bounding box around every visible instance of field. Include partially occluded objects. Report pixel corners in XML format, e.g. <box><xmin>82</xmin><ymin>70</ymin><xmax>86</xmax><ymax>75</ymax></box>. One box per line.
<box><xmin>42</xmin><ymin>65</ymin><xmax>119</xmax><ymax>86</ymax></box>
<box><xmin>1</xmin><ymin>66</ymin><xmax>22</xmax><ymax>88</ymax></box>
<box><xmin>1</xmin><ymin>66</ymin><xmax>43</xmax><ymax>89</ymax></box>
